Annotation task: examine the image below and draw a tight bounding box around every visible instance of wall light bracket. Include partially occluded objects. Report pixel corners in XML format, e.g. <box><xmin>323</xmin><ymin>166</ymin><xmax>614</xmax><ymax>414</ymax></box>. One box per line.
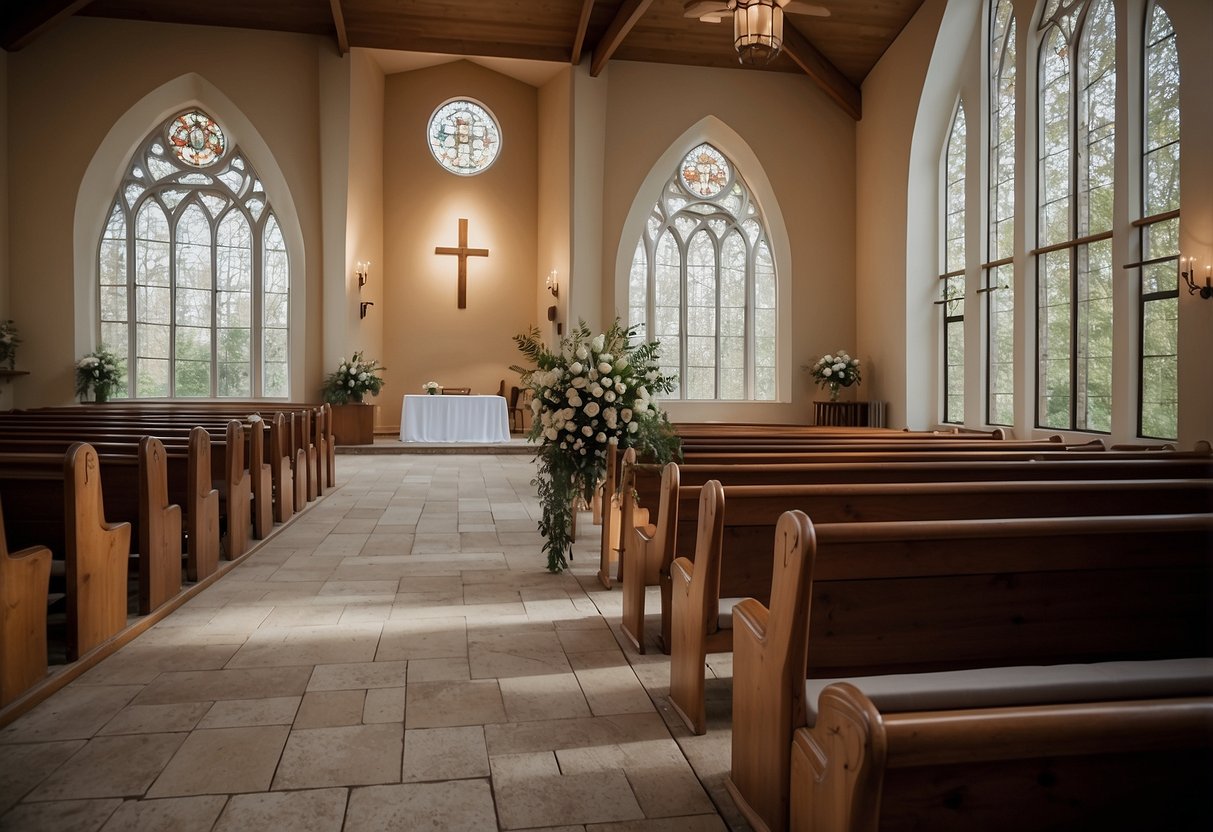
<box><xmin>360</xmin><ymin>301</ymin><xmax>374</xmax><ymax>319</ymax></box>
<box><xmin>1180</xmin><ymin>256</ymin><xmax>1213</xmax><ymax>300</ymax></box>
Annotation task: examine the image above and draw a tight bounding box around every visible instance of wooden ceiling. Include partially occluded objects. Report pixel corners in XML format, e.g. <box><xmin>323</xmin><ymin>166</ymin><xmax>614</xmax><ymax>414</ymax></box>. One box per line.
<box><xmin>2</xmin><ymin>1</ymin><xmax>927</xmax><ymax>120</ymax></box>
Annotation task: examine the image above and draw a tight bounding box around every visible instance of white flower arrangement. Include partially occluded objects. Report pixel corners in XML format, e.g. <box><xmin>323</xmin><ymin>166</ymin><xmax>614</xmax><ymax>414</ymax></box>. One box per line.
<box><xmin>807</xmin><ymin>349</ymin><xmax>862</xmax><ymax>399</ymax></box>
<box><xmin>75</xmin><ymin>346</ymin><xmax>124</xmax><ymax>401</ymax></box>
<box><xmin>422</xmin><ymin>381</ymin><xmax>441</xmax><ymax>394</ymax></box>
<box><xmin>322</xmin><ymin>350</ymin><xmax>386</xmax><ymax>404</ymax></box>
<box><xmin>513</xmin><ymin>320</ymin><xmax>680</xmax><ymax>572</ymax></box>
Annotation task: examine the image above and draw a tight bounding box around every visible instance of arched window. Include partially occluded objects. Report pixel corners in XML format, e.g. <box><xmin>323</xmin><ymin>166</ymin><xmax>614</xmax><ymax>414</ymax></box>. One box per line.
<box><xmin>986</xmin><ymin>0</ymin><xmax>1016</xmax><ymax>426</ymax></box>
<box><xmin>1138</xmin><ymin>2</ymin><xmax>1179</xmax><ymax>440</ymax></box>
<box><xmin>628</xmin><ymin>143</ymin><xmax>776</xmax><ymax>400</ymax></box>
<box><xmin>98</xmin><ymin>109</ymin><xmax>289</xmax><ymax>398</ymax></box>
<box><xmin>1036</xmin><ymin>0</ymin><xmax>1115</xmax><ymax>432</ymax></box>
<box><xmin>941</xmin><ymin>103</ymin><xmax>967</xmax><ymax>424</ymax></box>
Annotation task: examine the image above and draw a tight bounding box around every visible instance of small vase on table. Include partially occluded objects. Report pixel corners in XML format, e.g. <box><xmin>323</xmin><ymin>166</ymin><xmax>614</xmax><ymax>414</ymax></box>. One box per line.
<box><xmin>827</xmin><ymin>381</ymin><xmax>840</xmax><ymax>402</ymax></box>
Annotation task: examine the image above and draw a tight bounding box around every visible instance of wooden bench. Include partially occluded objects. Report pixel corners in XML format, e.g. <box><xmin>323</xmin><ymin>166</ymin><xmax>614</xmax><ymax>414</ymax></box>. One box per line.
<box><xmin>0</xmin><ymin>498</ymin><xmax>53</xmax><ymax>707</ymax></box>
<box><xmin>725</xmin><ymin>512</ymin><xmax>1213</xmax><ymax>832</ymax></box>
<box><xmin>0</xmin><ymin>445</ymin><xmax>133</xmax><ymax>662</ymax></box>
<box><xmin>619</xmin><ymin>454</ymin><xmax>1213</xmax><ymax>656</ymax></box>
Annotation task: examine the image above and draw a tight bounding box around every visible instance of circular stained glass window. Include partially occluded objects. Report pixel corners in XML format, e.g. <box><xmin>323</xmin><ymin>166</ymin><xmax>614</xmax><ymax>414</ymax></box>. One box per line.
<box><xmin>679</xmin><ymin>143</ymin><xmax>731</xmax><ymax>199</ymax></box>
<box><xmin>428</xmin><ymin>98</ymin><xmax>501</xmax><ymax>176</ymax></box>
<box><xmin>166</xmin><ymin>111</ymin><xmax>226</xmax><ymax>168</ymax></box>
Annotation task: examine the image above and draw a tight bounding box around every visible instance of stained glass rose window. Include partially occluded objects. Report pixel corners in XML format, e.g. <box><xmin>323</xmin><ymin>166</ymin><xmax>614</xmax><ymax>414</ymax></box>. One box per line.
<box><xmin>167</xmin><ymin>111</ymin><xmax>225</xmax><ymax>168</ymax></box>
<box><xmin>679</xmin><ymin>143</ymin><xmax>731</xmax><ymax>199</ymax></box>
<box><xmin>428</xmin><ymin>98</ymin><xmax>501</xmax><ymax>176</ymax></box>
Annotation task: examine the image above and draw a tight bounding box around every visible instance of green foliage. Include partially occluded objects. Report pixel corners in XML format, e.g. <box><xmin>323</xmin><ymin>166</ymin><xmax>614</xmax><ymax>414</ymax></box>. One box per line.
<box><xmin>75</xmin><ymin>346</ymin><xmax>125</xmax><ymax>400</ymax></box>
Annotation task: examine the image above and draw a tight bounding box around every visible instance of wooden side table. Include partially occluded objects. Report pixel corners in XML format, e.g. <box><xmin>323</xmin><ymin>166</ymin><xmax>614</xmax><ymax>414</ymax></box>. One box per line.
<box><xmin>813</xmin><ymin>400</ymin><xmax>871</xmax><ymax>427</ymax></box>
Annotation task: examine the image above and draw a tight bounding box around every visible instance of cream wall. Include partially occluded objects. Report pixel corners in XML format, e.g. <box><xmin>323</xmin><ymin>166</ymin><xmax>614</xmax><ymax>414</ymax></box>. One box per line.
<box><xmin>598</xmin><ymin>60</ymin><xmax>856</xmax><ymax>424</ymax></box>
<box><xmin>0</xmin><ymin>51</ymin><xmax>10</xmax><ymax>412</ymax></box>
<box><xmin>538</xmin><ymin>68</ymin><xmax>572</xmax><ymax>348</ymax></box>
<box><xmin>382</xmin><ymin>61</ymin><xmax>539</xmax><ymax>427</ymax></box>
<box><xmin>4</xmin><ymin>17</ymin><xmax>325</xmax><ymax>406</ymax></box>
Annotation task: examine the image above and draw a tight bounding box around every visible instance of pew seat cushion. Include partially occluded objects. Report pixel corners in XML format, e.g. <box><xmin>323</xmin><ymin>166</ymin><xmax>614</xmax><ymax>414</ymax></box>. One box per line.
<box><xmin>805</xmin><ymin>657</ymin><xmax>1213</xmax><ymax>725</ymax></box>
<box><xmin>718</xmin><ymin>597</ymin><xmax>744</xmax><ymax>630</ymax></box>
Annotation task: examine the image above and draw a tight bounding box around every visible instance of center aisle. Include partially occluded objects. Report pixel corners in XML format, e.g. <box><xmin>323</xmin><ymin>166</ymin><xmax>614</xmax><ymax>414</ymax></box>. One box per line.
<box><xmin>0</xmin><ymin>453</ymin><xmax>737</xmax><ymax>832</ymax></box>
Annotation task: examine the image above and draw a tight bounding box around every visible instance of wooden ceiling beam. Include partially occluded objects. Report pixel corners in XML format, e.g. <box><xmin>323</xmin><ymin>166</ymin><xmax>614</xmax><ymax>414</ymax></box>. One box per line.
<box><xmin>589</xmin><ymin>0</ymin><xmax>654</xmax><ymax>78</ymax></box>
<box><xmin>570</xmin><ymin>0</ymin><xmax>595</xmax><ymax>66</ymax></box>
<box><xmin>780</xmin><ymin>22</ymin><xmax>862</xmax><ymax>121</ymax></box>
<box><xmin>329</xmin><ymin>0</ymin><xmax>349</xmax><ymax>55</ymax></box>
<box><xmin>2</xmin><ymin>0</ymin><xmax>94</xmax><ymax>51</ymax></box>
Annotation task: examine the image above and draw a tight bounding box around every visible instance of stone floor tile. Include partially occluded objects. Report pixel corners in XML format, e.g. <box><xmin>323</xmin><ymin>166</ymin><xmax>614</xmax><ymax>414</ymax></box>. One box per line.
<box><xmin>28</xmin><ymin>733</ymin><xmax>187</xmax><ymax>800</ymax></box>
<box><xmin>196</xmin><ymin>697</ymin><xmax>301</xmax><ymax>729</ymax></box>
<box><xmin>133</xmin><ymin>667</ymin><xmax>312</xmax><ymax>706</ymax></box>
<box><xmin>307</xmin><ymin>660</ymin><xmax>408</xmax><ymax>691</ymax></box>
<box><xmin>362</xmin><ymin>687</ymin><xmax>406</xmax><ymax>724</ymax></box>
<box><xmin>98</xmin><ymin>795</ymin><xmax>228</xmax><ymax>832</ymax></box>
<box><xmin>260</xmin><ymin>605</ymin><xmax>344</xmax><ymax>628</ymax></box>
<box><xmin>405</xmin><ymin>680</ymin><xmax>506</xmax><ymax>729</ymax></box>
<box><xmin>213</xmin><ymin>788</ymin><xmax>347</xmax><ymax>832</ymax></box>
<box><xmin>224</xmin><ymin>623</ymin><xmax>382</xmax><ymax>668</ymax></box>
<box><xmin>293</xmin><ymin>690</ymin><xmax>366</xmax><ymax>729</ymax></box>
<box><xmin>344</xmin><ymin>781</ymin><xmax>496</xmax><ymax>832</ymax></box>
<box><xmin>491</xmin><ymin>752</ymin><xmax>644</xmax><ymax>830</ymax></box>
<box><xmin>569</xmin><ymin>651</ymin><xmax>656</xmax><ymax>716</ymax></box>
<box><xmin>313</xmin><ymin>534</ymin><xmax>370</xmax><ymax>555</ymax></box>
<box><xmin>499</xmin><ymin>673</ymin><xmax>592</xmax><ymax>722</ymax></box>
<box><xmin>376</xmin><ymin>617</ymin><xmax>467</xmax><ymax>661</ymax></box>
<box><xmin>96</xmin><ymin>702</ymin><xmax>213</xmax><ymax>736</ymax></box>
<box><xmin>0</xmin><ymin>798</ymin><xmax>122</xmax><ymax>832</ymax></box>
<box><xmin>0</xmin><ymin>686</ymin><xmax>142</xmax><ymax>744</ymax></box>
<box><xmin>272</xmin><ymin>724</ymin><xmax>403</xmax><ymax>790</ymax></box>
<box><xmin>557</xmin><ymin>739</ymin><xmax>715</xmax><ymax>819</ymax></box>
<box><xmin>0</xmin><ymin>740</ymin><xmax>86</xmax><ymax>813</ymax></box>
<box><xmin>338</xmin><ymin>602</ymin><xmax>394</xmax><ymax>624</ymax></box>
<box><xmin>485</xmin><ymin>713</ymin><xmax>670</xmax><ymax>756</ymax></box>
<box><xmin>558</xmin><ymin>628</ymin><xmax>622</xmax><ymax>654</ymax></box>
<box><xmin>586</xmin><ymin>817</ymin><xmax>727</xmax><ymax>832</ymax></box>
<box><xmin>401</xmin><ymin>726</ymin><xmax>489</xmax><ymax>782</ymax></box>
<box><xmin>74</xmin><ymin>644</ymin><xmax>240</xmax><ymax>686</ymax></box>
<box><xmin>411</xmin><ymin>533</ymin><xmax>461</xmax><ymax>554</ymax></box>
<box><xmin>406</xmin><ymin>657</ymin><xmax>470</xmax><ymax>683</ymax></box>
<box><xmin>468</xmin><ymin>630</ymin><xmax>572</xmax><ymax>679</ymax></box>
<box><xmin>145</xmin><ymin>726</ymin><xmax>290</xmax><ymax>797</ymax></box>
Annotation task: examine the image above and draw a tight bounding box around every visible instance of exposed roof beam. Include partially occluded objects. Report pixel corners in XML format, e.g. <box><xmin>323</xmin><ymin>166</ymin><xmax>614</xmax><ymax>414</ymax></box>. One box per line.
<box><xmin>2</xmin><ymin>0</ymin><xmax>94</xmax><ymax>51</ymax></box>
<box><xmin>780</xmin><ymin>23</ymin><xmax>862</xmax><ymax>121</ymax></box>
<box><xmin>589</xmin><ymin>0</ymin><xmax>653</xmax><ymax>78</ymax></box>
<box><xmin>570</xmin><ymin>0</ymin><xmax>595</xmax><ymax>66</ymax></box>
<box><xmin>329</xmin><ymin>0</ymin><xmax>349</xmax><ymax>55</ymax></box>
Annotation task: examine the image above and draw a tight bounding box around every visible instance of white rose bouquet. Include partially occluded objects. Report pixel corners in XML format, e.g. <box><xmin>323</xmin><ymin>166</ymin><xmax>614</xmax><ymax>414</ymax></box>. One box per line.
<box><xmin>512</xmin><ymin>319</ymin><xmax>680</xmax><ymax>572</ymax></box>
<box><xmin>807</xmin><ymin>349</ymin><xmax>862</xmax><ymax>401</ymax></box>
<box><xmin>0</xmin><ymin>320</ymin><xmax>20</xmax><ymax>370</ymax></box>
<box><xmin>75</xmin><ymin>346</ymin><xmax>124</xmax><ymax>402</ymax></box>
<box><xmin>422</xmin><ymin>381</ymin><xmax>441</xmax><ymax>395</ymax></box>
<box><xmin>322</xmin><ymin>350</ymin><xmax>386</xmax><ymax>404</ymax></box>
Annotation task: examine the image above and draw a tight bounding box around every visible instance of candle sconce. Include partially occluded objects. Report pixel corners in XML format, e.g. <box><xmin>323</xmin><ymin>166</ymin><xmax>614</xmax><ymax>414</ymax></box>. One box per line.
<box><xmin>356</xmin><ymin>261</ymin><xmax>370</xmax><ymax>290</ymax></box>
<box><xmin>546</xmin><ymin>270</ymin><xmax>560</xmax><ymax>331</ymax></box>
<box><xmin>360</xmin><ymin>301</ymin><xmax>374</xmax><ymax>319</ymax></box>
<box><xmin>1180</xmin><ymin>257</ymin><xmax>1212</xmax><ymax>300</ymax></box>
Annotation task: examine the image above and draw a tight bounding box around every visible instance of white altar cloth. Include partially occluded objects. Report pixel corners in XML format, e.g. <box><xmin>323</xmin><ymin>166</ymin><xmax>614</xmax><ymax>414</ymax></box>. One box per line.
<box><xmin>400</xmin><ymin>394</ymin><xmax>511</xmax><ymax>443</ymax></box>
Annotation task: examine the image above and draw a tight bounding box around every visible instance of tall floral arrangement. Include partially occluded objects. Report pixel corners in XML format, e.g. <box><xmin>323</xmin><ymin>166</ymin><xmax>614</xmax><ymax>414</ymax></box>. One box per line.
<box><xmin>513</xmin><ymin>320</ymin><xmax>680</xmax><ymax>572</ymax></box>
<box><xmin>807</xmin><ymin>349</ymin><xmax>862</xmax><ymax>401</ymax></box>
<box><xmin>322</xmin><ymin>351</ymin><xmax>386</xmax><ymax>404</ymax></box>
<box><xmin>75</xmin><ymin>347</ymin><xmax>124</xmax><ymax>402</ymax></box>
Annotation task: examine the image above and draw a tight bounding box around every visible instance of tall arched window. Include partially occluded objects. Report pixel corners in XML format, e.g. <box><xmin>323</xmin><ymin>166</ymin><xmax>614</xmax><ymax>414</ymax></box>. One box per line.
<box><xmin>941</xmin><ymin>104</ymin><xmax>967</xmax><ymax>424</ymax></box>
<box><xmin>1138</xmin><ymin>2</ymin><xmax>1179</xmax><ymax>440</ymax></box>
<box><xmin>98</xmin><ymin>109</ymin><xmax>289</xmax><ymax>399</ymax></box>
<box><xmin>628</xmin><ymin>143</ymin><xmax>776</xmax><ymax>400</ymax></box>
<box><xmin>1036</xmin><ymin>0</ymin><xmax>1115</xmax><ymax>432</ymax></box>
<box><xmin>986</xmin><ymin>0</ymin><xmax>1016</xmax><ymax>426</ymax></box>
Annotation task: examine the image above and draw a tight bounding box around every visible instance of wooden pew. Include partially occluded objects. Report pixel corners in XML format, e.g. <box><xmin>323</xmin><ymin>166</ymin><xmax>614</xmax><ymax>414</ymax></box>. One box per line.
<box><xmin>725</xmin><ymin>512</ymin><xmax>1213</xmax><ymax>832</ymax></box>
<box><xmin>0</xmin><ymin>499</ymin><xmax>52</xmax><ymax>707</ymax></box>
<box><xmin>666</xmin><ymin>477</ymin><xmax>1213</xmax><ymax>733</ymax></box>
<box><xmin>0</xmin><ymin>427</ymin><xmax>227</xmax><ymax>576</ymax></box>
<box><xmin>0</xmin><ymin>445</ymin><xmax>133</xmax><ymax>661</ymax></box>
<box><xmin>619</xmin><ymin>454</ymin><xmax>1213</xmax><ymax>657</ymax></box>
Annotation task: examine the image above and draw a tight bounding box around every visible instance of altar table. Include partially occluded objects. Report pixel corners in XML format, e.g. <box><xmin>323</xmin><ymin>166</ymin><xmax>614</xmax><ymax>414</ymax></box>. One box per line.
<box><xmin>400</xmin><ymin>394</ymin><xmax>511</xmax><ymax>443</ymax></box>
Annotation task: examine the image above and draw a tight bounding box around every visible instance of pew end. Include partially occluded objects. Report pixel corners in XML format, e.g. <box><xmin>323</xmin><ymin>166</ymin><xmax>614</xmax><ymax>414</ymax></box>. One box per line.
<box><xmin>0</xmin><ymin>500</ymin><xmax>52</xmax><ymax>708</ymax></box>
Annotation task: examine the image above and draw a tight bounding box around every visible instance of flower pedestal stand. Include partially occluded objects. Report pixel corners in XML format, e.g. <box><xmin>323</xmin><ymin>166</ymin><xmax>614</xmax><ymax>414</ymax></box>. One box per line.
<box><xmin>330</xmin><ymin>402</ymin><xmax>376</xmax><ymax>445</ymax></box>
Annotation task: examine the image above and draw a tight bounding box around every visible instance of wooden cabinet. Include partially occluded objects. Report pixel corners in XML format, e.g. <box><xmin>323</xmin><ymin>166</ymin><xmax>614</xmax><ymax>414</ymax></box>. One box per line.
<box><xmin>813</xmin><ymin>400</ymin><xmax>886</xmax><ymax>427</ymax></box>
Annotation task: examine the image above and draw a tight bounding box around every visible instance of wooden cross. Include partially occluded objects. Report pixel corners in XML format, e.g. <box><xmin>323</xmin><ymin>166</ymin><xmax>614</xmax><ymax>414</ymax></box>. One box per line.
<box><xmin>435</xmin><ymin>218</ymin><xmax>489</xmax><ymax>309</ymax></box>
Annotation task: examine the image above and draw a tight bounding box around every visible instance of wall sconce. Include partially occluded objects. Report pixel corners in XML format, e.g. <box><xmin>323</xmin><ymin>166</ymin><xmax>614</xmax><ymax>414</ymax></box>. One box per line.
<box><xmin>360</xmin><ymin>301</ymin><xmax>374</xmax><ymax>319</ymax></box>
<box><xmin>356</xmin><ymin>261</ymin><xmax>370</xmax><ymax>289</ymax></box>
<box><xmin>546</xmin><ymin>270</ymin><xmax>559</xmax><ymax>299</ymax></box>
<box><xmin>1180</xmin><ymin>256</ymin><xmax>1213</xmax><ymax>299</ymax></box>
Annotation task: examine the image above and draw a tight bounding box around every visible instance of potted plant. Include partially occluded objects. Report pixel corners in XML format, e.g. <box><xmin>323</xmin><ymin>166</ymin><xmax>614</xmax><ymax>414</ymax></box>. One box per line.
<box><xmin>75</xmin><ymin>347</ymin><xmax>124</xmax><ymax>403</ymax></box>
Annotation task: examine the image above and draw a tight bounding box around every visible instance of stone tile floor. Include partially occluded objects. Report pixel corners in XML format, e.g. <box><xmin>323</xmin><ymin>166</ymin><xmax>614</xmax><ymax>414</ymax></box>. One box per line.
<box><xmin>0</xmin><ymin>454</ymin><xmax>746</xmax><ymax>831</ymax></box>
